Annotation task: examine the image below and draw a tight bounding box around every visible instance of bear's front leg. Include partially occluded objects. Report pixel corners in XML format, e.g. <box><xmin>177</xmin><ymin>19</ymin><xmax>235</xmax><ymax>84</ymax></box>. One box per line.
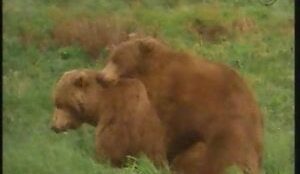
<box><xmin>170</xmin><ymin>141</ymin><xmax>207</xmax><ymax>174</ymax></box>
<box><xmin>95</xmin><ymin>123</ymin><xmax>130</xmax><ymax>167</ymax></box>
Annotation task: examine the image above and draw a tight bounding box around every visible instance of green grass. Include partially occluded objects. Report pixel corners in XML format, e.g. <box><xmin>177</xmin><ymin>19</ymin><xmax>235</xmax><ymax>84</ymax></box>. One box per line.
<box><xmin>3</xmin><ymin>0</ymin><xmax>294</xmax><ymax>174</ymax></box>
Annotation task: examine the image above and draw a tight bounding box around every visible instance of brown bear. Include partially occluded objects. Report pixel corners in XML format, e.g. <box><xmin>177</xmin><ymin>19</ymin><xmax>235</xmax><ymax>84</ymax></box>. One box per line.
<box><xmin>100</xmin><ymin>37</ymin><xmax>263</xmax><ymax>174</ymax></box>
<box><xmin>51</xmin><ymin>69</ymin><xmax>167</xmax><ymax>167</ymax></box>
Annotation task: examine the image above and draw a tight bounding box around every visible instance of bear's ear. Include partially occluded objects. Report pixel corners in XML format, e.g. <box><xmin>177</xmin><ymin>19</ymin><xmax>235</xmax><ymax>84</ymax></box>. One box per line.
<box><xmin>74</xmin><ymin>73</ymin><xmax>88</xmax><ymax>88</ymax></box>
<box><xmin>138</xmin><ymin>38</ymin><xmax>155</xmax><ymax>54</ymax></box>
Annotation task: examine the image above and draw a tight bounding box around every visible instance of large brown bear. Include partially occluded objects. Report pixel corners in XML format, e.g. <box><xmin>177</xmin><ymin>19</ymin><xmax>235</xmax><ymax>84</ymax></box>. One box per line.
<box><xmin>51</xmin><ymin>69</ymin><xmax>167</xmax><ymax>167</ymax></box>
<box><xmin>100</xmin><ymin>37</ymin><xmax>263</xmax><ymax>174</ymax></box>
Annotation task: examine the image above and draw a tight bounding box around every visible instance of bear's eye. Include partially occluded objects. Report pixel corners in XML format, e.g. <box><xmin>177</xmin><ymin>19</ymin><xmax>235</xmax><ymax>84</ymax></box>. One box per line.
<box><xmin>55</xmin><ymin>101</ymin><xmax>63</xmax><ymax>109</ymax></box>
<box><xmin>56</xmin><ymin>105</ymin><xmax>61</xmax><ymax>109</ymax></box>
<box><xmin>67</xmin><ymin>105</ymin><xmax>85</xmax><ymax>122</ymax></box>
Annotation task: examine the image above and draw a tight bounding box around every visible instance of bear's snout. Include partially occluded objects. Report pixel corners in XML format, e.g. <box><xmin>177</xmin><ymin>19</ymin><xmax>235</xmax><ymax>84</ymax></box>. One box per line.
<box><xmin>51</xmin><ymin>125</ymin><xmax>67</xmax><ymax>133</ymax></box>
<box><xmin>51</xmin><ymin>125</ymin><xmax>61</xmax><ymax>133</ymax></box>
<box><xmin>101</xmin><ymin>62</ymin><xmax>119</xmax><ymax>83</ymax></box>
<box><xmin>97</xmin><ymin>72</ymin><xmax>118</xmax><ymax>87</ymax></box>
<box><xmin>50</xmin><ymin>124</ymin><xmax>70</xmax><ymax>133</ymax></box>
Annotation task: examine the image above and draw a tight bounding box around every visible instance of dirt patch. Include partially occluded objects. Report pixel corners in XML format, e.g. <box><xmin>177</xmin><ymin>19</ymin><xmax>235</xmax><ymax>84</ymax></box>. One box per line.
<box><xmin>189</xmin><ymin>18</ymin><xmax>229</xmax><ymax>43</ymax></box>
<box><xmin>18</xmin><ymin>29</ymin><xmax>53</xmax><ymax>51</ymax></box>
<box><xmin>232</xmin><ymin>16</ymin><xmax>257</xmax><ymax>33</ymax></box>
<box><xmin>189</xmin><ymin>16</ymin><xmax>258</xmax><ymax>43</ymax></box>
<box><xmin>277</xmin><ymin>18</ymin><xmax>294</xmax><ymax>36</ymax></box>
<box><xmin>51</xmin><ymin>17</ymin><xmax>145</xmax><ymax>59</ymax></box>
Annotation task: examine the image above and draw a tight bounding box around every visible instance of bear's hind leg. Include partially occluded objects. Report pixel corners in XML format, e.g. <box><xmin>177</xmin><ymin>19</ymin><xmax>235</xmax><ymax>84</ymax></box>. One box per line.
<box><xmin>171</xmin><ymin>141</ymin><xmax>207</xmax><ymax>174</ymax></box>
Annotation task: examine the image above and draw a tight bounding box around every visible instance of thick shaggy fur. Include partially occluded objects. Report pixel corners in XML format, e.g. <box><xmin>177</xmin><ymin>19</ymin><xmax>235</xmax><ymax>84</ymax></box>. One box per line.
<box><xmin>100</xmin><ymin>37</ymin><xmax>263</xmax><ymax>174</ymax></box>
<box><xmin>51</xmin><ymin>69</ymin><xmax>167</xmax><ymax>167</ymax></box>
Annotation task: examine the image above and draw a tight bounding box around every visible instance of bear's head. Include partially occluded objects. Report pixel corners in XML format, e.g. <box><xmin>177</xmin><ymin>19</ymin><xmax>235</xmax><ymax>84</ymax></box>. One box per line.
<box><xmin>101</xmin><ymin>37</ymin><xmax>166</xmax><ymax>84</ymax></box>
<box><xmin>51</xmin><ymin>69</ymin><xmax>104</xmax><ymax>133</ymax></box>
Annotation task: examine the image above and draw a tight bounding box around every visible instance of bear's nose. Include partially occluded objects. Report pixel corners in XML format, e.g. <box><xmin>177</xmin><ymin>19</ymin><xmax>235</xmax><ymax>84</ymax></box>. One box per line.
<box><xmin>51</xmin><ymin>125</ymin><xmax>60</xmax><ymax>133</ymax></box>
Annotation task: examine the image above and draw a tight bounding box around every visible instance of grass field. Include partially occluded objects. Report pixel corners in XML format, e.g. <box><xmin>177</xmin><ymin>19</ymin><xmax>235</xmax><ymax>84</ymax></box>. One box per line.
<box><xmin>3</xmin><ymin>0</ymin><xmax>294</xmax><ymax>174</ymax></box>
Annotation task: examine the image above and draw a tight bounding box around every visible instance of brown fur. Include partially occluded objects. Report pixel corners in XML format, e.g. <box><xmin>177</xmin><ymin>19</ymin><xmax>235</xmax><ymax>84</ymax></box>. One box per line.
<box><xmin>100</xmin><ymin>37</ymin><xmax>263</xmax><ymax>174</ymax></box>
<box><xmin>51</xmin><ymin>69</ymin><xmax>167</xmax><ymax>167</ymax></box>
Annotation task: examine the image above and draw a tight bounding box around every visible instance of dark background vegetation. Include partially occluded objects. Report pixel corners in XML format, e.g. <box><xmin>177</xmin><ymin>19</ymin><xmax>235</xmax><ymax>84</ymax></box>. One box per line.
<box><xmin>3</xmin><ymin>0</ymin><xmax>294</xmax><ymax>173</ymax></box>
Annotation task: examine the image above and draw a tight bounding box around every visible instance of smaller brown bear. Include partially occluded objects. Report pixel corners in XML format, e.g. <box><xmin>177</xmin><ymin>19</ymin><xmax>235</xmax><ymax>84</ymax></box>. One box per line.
<box><xmin>51</xmin><ymin>69</ymin><xmax>167</xmax><ymax>167</ymax></box>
